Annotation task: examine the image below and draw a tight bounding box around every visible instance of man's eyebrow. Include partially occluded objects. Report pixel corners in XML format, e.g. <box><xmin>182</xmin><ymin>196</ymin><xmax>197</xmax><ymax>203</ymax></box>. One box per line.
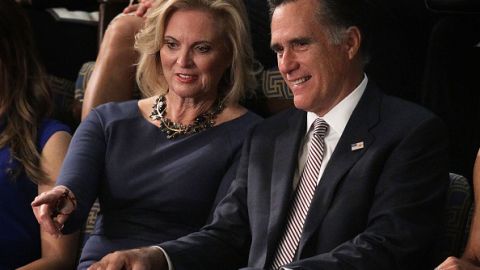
<box><xmin>270</xmin><ymin>42</ymin><xmax>281</xmax><ymax>51</ymax></box>
<box><xmin>291</xmin><ymin>37</ymin><xmax>312</xmax><ymax>44</ymax></box>
<box><xmin>270</xmin><ymin>37</ymin><xmax>313</xmax><ymax>51</ymax></box>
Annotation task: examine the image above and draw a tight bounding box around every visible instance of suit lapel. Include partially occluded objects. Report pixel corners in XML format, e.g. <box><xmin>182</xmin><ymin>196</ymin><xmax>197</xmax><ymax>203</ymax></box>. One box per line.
<box><xmin>296</xmin><ymin>84</ymin><xmax>382</xmax><ymax>256</ymax></box>
<box><xmin>265</xmin><ymin>109</ymin><xmax>307</xmax><ymax>262</ymax></box>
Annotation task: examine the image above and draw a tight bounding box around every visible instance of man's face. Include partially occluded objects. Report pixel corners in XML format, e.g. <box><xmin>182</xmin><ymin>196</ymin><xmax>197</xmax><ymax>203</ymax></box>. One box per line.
<box><xmin>270</xmin><ymin>0</ymin><xmax>356</xmax><ymax>116</ymax></box>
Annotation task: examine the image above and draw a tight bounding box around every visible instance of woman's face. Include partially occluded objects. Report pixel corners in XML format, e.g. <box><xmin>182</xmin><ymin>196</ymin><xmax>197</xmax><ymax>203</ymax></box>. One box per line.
<box><xmin>160</xmin><ymin>9</ymin><xmax>231</xmax><ymax>101</ymax></box>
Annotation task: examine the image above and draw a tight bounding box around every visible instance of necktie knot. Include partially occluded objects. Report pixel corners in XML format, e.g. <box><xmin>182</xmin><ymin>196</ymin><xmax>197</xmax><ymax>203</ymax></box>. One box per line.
<box><xmin>313</xmin><ymin>118</ymin><xmax>329</xmax><ymax>138</ymax></box>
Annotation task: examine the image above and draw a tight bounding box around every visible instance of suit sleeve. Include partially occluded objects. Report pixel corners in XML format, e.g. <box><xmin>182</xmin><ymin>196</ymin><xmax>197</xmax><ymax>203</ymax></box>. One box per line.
<box><xmin>284</xmin><ymin>116</ymin><xmax>449</xmax><ymax>269</ymax></box>
<box><xmin>158</xmin><ymin>127</ymin><xmax>256</xmax><ymax>270</ymax></box>
<box><xmin>57</xmin><ymin>110</ymin><xmax>106</xmax><ymax>233</ymax></box>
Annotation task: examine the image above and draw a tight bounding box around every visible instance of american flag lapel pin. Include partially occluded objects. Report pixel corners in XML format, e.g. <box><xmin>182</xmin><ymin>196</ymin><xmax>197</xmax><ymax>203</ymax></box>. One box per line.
<box><xmin>351</xmin><ymin>141</ymin><xmax>364</xmax><ymax>151</ymax></box>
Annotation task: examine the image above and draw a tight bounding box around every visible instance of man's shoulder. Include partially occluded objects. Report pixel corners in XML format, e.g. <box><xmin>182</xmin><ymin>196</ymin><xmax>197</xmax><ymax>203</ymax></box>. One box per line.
<box><xmin>364</xmin><ymin>82</ymin><xmax>437</xmax><ymax>122</ymax></box>
<box><xmin>380</xmin><ymin>94</ymin><xmax>439</xmax><ymax>123</ymax></box>
<box><xmin>370</xmin><ymin>93</ymin><xmax>447</xmax><ymax>142</ymax></box>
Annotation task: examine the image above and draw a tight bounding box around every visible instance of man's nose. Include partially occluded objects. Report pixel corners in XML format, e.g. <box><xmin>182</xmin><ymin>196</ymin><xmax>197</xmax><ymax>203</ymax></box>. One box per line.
<box><xmin>278</xmin><ymin>49</ymin><xmax>299</xmax><ymax>75</ymax></box>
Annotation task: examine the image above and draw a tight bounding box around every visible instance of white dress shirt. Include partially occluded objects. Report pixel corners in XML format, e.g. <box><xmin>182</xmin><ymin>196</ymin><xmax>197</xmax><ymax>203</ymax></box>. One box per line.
<box><xmin>292</xmin><ymin>75</ymin><xmax>367</xmax><ymax>188</ymax></box>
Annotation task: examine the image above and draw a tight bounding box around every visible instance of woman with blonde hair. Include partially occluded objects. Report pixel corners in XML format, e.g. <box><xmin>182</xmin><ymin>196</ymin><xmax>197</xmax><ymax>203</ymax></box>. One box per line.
<box><xmin>81</xmin><ymin>0</ymin><xmax>272</xmax><ymax>120</ymax></box>
<box><xmin>32</xmin><ymin>0</ymin><xmax>262</xmax><ymax>268</ymax></box>
<box><xmin>0</xmin><ymin>0</ymin><xmax>78</xmax><ymax>268</ymax></box>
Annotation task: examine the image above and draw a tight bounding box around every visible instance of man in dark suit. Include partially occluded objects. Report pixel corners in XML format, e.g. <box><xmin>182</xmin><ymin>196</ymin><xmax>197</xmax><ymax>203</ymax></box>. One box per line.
<box><xmin>89</xmin><ymin>0</ymin><xmax>449</xmax><ymax>269</ymax></box>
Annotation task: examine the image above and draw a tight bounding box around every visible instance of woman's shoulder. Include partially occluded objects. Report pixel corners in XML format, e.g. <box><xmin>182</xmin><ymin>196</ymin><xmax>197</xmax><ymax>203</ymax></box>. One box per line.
<box><xmin>218</xmin><ymin>104</ymin><xmax>263</xmax><ymax>125</ymax></box>
<box><xmin>217</xmin><ymin>105</ymin><xmax>263</xmax><ymax>136</ymax></box>
<box><xmin>38</xmin><ymin>118</ymin><xmax>72</xmax><ymax>149</ymax></box>
<box><xmin>39</xmin><ymin>118</ymin><xmax>71</xmax><ymax>133</ymax></box>
<box><xmin>237</xmin><ymin>110</ymin><xmax>263</xmax><ymax>126</ymax></box>
<box><xmin>89</xmin><ymin>100</ymin><xmax>140</xmax><ymax>123</ymax></box>
<box><xmin>94</xmin><ymin>100</ymin><xmax>139</xmax><ymax>115</ymax></box>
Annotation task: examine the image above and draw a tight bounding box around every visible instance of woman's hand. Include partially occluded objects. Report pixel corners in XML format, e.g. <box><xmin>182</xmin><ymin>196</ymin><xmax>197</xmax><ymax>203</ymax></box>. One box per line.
<box><xmin>123</xmin><ymin>0</ymin><xmax>155</xmax><ymax>17</ymax></box>
<box><xmin>435</xmin><ymin>256</ymin><xmax>480</xmax><ymax>270</ymax></box>
<box><xmin>31</xmin><ymin>185</ymin><xmax>76</xmax><ymax>237</ymax></box>
<box><xmin>14</xmin><ymin>0</ymin><xmax>32</xmax><ymax>6</ymax></box>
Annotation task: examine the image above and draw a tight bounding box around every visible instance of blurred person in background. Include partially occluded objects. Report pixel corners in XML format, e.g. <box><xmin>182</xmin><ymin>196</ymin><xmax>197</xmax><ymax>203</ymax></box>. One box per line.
<box><xmin>0</xmin><ymin>0</ymin><xmax>78</xmax><ymax>268</ymax></box>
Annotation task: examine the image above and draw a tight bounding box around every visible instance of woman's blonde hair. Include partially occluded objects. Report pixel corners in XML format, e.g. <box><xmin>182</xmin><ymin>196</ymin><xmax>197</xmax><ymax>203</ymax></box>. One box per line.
<box><xmin>135</xmin><ymin>0</ymin><xmax>257</xmax><ymax>104</ymax></box>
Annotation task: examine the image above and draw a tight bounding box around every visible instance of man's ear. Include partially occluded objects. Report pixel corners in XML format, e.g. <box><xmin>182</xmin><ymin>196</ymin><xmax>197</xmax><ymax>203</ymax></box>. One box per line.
<box><xmin>343</xmin><ymin>26</ymin><xmax>361</xmax><ymax>60</ymax></box>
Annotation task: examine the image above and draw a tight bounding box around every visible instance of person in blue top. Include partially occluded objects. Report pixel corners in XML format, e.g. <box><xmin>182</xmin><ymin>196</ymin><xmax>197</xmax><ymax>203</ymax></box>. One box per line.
<box><xmin>0</xmin><ymin>0</ymin><xmax>78</xmax><ymax>269</ymax></box>
<box><xmin>31</xmin><ymin>0</ymin><xmax>262</xmax><ymax>268</ymax></box>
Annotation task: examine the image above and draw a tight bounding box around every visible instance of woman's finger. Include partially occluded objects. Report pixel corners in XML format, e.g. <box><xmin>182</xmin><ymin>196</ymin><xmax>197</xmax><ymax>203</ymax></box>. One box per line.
<box><xmin>37</xmin><ymin>203</ymin><xmax>60</xmax><ymax>235</ymax></box>
<box><xmin>135</xmin><ymin>1</ymin><xmax>153</xmax><ymax>17</ymax></box>
<box><xmin>55</xmin><ymin>211</ymin><xmax>70</xmax><ymax>228</ymax></box>
<box><xmin>31</xmin><ymin>186</ymin><xmax>76</xmax><ymax>237</ymax></box>
<box><xmin>31</xmin><ymin>188</ymin><xmax>64</xmax><ymax>206</ymax></box>
<box><xmin>123</xmin><ymin>3</ymin><xmax>139</xmax><ymax>14</ymax></box>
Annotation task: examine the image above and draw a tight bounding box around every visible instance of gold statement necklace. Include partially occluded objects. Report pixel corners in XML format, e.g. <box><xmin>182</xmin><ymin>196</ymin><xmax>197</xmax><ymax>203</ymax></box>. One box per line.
<box><xmin>149</xmin><ymin>95</ymin><xmax>224</xmax><ymax>139</ymax></box>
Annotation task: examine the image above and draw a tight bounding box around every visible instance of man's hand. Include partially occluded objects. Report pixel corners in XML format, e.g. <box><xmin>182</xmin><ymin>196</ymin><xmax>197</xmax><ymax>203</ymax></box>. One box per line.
<box><xmin>87</xmin><ymin>246</ymin><xmax>168</xmax><ymax>270</ymax></box>
<box><xmin>435</xmin><ymin>256</ymin><xmax>480</xmax><ymax>270</ymax></box>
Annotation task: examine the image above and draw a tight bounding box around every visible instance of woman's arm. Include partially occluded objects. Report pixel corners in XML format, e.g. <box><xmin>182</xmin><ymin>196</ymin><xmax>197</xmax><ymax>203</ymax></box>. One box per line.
<box><xmin>436</xmin><ymin>149</ymin><xmax>480</xmax><ymax>270</ymax></box>
<box><xmin>20</xmin><ymin>131</ymin><xmax>79</xmax><ymax>270</ymax></box>
<box><xmin>461</xmin><ymin>149</ymin><xmax>480</xmax><ymax>263</ymax></box>
<box><xmin>81</xmin><ymin>9</ymin><xmax>145</xmax><ymax>120</ymax></box>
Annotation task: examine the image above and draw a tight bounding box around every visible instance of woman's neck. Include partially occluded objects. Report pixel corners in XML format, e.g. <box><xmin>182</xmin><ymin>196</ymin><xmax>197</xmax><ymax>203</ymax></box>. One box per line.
<box><xmin>164</xmin><ymin>92</ymin><xmax>218</xmax><ymax>125</ymax></box>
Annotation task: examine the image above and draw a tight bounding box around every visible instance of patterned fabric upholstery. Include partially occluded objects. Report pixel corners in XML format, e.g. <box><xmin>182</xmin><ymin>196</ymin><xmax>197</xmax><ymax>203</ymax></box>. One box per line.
<box><xmin>84</xmin><ymin>200</ymin><xmax>100</xmax><ymax>238</ymax></box>
<box><xmin>48</xmin><ymin>75</ymin><xmax>79</xmax><ymax>128</ymax></box>
<box><xmin>75</xmin><ymin>61</ymin><xmax>142</xmax><ymax>104</ymax></box>
<box><xmin>430</xmin><ymin>173</ymin><xmax>473</xmax><ymax>265</ymax></box>
<box><xmin>251</xmin><ymin>68</ymin><xmax>293</xmax><ymax>117</ymax></box>
<box><xmin>76</xmin><ymin>200</ymin><xmax>100</xmax><ymax>262</ymax></box>
<box><xmin>49</xmin><ymin>75</ymin><xmax>75</xmax><ymax>105</ymax></box>
<box><xmin>261</xmin><ymin>69</ymin><xmax>292</xmax><ymax>99</ymax></box>
<box><xmin>75</xmin><ymin>61</ymin><xmax>96</xmax><ymax>103</ymax></box>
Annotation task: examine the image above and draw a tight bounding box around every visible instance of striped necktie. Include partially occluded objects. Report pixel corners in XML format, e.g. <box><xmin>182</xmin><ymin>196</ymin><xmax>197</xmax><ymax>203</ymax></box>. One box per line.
<box><xmin>270</xmin><ymin>118</ymin><xmax>329</xmax><ymax>270</ymax></box>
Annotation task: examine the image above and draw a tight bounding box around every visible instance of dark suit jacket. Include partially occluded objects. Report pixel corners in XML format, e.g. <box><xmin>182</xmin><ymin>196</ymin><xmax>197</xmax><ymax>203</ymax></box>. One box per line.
<box><xmin>161</xmin><ymin>83</ymin><xmax>449</xmax><ymax>270</ymax></box>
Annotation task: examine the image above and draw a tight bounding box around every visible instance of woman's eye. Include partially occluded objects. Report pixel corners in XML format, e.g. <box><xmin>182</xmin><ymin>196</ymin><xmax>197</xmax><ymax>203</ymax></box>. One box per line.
<box><xmin>165</xmin><ymin>41</ymin><xmax>178</xmax><ymax>49</ymax></box>
<box><xmin>196</xmin><ymin>45</ymin><xmax>211</xmax><ymax>53</ymax></box>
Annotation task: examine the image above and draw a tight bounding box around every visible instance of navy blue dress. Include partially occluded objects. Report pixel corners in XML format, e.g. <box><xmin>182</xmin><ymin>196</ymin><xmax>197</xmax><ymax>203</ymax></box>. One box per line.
<box><xmin>56</xmin><ymin>101</ymin><xmax>261</xmax><ymax>269</ymax></box>
<box><xmin>0</xmin><ymin>119</ymin><xmax>71</xmax><ymax>270</ymax></box>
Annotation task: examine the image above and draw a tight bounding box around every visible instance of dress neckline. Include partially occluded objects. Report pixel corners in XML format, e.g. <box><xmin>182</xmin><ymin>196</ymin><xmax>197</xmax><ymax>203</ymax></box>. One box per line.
<box><xmin>134</xmin><ymin>99</ymin><xmax>254</xmax><ymax>134</ymax></box>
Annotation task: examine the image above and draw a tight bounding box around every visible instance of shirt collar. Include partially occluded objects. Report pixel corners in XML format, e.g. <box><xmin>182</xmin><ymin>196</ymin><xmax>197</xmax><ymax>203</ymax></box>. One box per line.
<box><xmin>306</xmin><ymin>74</ymin><xmax>368</xmax><ymax>136</ymax></box>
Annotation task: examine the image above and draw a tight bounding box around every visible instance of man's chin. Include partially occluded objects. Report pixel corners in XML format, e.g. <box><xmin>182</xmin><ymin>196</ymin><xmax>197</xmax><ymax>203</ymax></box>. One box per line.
<box><xmin>292</xmin><ymin>97</ymin><xmax>309</xmax><ymax>111</ymax></box>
